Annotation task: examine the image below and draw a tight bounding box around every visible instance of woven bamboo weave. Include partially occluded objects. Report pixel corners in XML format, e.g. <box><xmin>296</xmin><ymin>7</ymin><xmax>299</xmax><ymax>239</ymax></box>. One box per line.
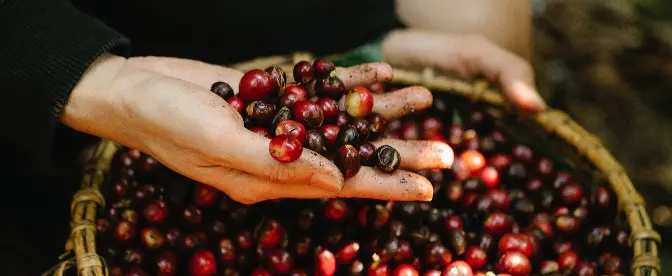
<box><xmin>56</xmin><ymin>52</ymin><xmax>660</xmax><ymax>276</ymax></box>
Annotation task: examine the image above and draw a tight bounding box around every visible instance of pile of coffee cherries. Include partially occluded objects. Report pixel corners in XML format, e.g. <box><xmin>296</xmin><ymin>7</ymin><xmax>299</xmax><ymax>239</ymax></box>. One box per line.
<box><xmin>211</xmin><ymin>59</ymin><xmax>400</xmax><ymax>176</ymax></box>
<box><xmin>95</xmin><ymin>62</ymin><xmax>631</xmax><ymax>276</ymax></box>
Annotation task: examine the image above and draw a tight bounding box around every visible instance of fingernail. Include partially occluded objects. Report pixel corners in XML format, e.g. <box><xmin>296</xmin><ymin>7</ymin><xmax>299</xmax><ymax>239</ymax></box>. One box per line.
<box><xmin>435</xmin><ymin>143</ymin><xmax>455</xmax><ymax>169</ymax></box>
<box><xmin>310</xmin><ymin>173</ymin><xmax>343</xmax><ymax>192</ymax></box>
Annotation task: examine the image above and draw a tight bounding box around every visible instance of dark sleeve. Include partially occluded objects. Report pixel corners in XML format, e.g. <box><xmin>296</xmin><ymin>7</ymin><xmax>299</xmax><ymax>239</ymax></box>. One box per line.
<box><xmin>0</xmin><ymin>0</ymin><xmax>130</xmax><ymax>171</ymax></box>
<box><xmin>307</xmin><ymin>0</ymin><xmax>406</xmax><ymax>56</ymax></box>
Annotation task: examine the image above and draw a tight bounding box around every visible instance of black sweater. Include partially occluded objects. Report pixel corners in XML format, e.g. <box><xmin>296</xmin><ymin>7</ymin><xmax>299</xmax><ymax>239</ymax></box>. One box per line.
<box><xmin>0</xmin><ymin>0</ymin><xmax>401</xmax><ymax>274</ymax></box>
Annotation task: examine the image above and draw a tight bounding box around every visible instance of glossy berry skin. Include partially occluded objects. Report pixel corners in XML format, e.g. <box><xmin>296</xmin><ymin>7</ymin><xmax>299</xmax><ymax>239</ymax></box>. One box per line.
<box><xmin>464</xmin><ymin>246</ymin><xmax>487</xmax><ymax>270</ymax></box>
<box><xmin>269</xmin><ymin>135</ymin><xmax>303</xmax><ymax>163</ymax></box>
<box><xmin>255</xmin><ymin>219</ymin><xmax>284</xmax><ymax>248</ymax></box>
<box><xmin>251</xmin><ymin>268</ymin><xmax>273</xmax><ymax>276</ymax></box>
<box><xmin>443</xmin><ymin>260</ymin><xmax>473</xmax><ymax>276</ymax></box>
<box><xmin>445</xmin><ymin>216</ymin><xmax>463</xmax><ymax>230</ymax></box>
<box><xmin>345</xmin><ymin>87</ymin><xmax>374</xmax><ymax>118</ymax></box>
<box><xmin>265</xmin><ymin>66</ymin><xmax>287</xmax><ymax>93</ymax></box>
<box><xmin>293</xmin><ymin>100</ymin><xmax>324</xmax><ymax>129</ymax></box>
<box><xmin>393</xmin><ymin>264</ymin><xmax>419</xmax><ymax>276</ymax></box>
<box><xmin>313</xmin><ymin>59</ymin><xmax>336</xmax><ymax>78</ymax></box>
<box><xmin>368</xmin><ymin>264</ymin><xmax>389</xmax><ymax>276</ymax></box>
<box><xmin>557</xmin><ymin>250</ymin><xmax>579</xmax><ymax>272</ymax></box>
<box><xmin>316</xmin><ymin>77</ymin><xmax>346</xmax><ymax>99</ymax></box>
<box><xmin>210</xmin><ymin>81</ymin><xmax>234</xmax><ymax>99</ymax></box>
<box><xmin>477</xmin><ymin>166</ymin><xmax>500</xmax><ymax>189</ymax></box>
<box><xmin>336</xmin><ymin>242</ymin><xmax>360</xmax><ymax>264</ymax></box>
<box><xmin>267</xmin><ymin>249</ymin><xmax>294</xmax><ymax>274</ymax></box>
<box><xmin>559</xmin><ymin>182</ymin><xmax>584</xmax><ymax>206</ymax></box>
<box><xmin>275</xmin><ymin>120</ymin><xmax>308</xmax><ymax>144</ymax></box>
<box><xmin>375</xmin><ymin>145</ymin><xmax>401</xmax><ymax>173</ymax></box>
<box><xmin>425</xmin><ymin>242</ymin><xmax>453</xmax><ymax>266</ymax></box>
<box><xmin>496</xmin><ymin>252</ymin><xmax>532</xmax><ymax>276</ymax></box>
<box><xmin>317</xmin><ymin>97</ymin><xmax>340</xmax><ymax>123</ymax></box>
<box><xmin>498</xmin><ymin>234</ymin><xmax>534</xmax><ymax>257</ymax></box>
<box><xmin>239</xmin><ymin>69</ymin><xmax>276</xmax><ymax>102</ymax></box>
<box><xmin>483</xmin><ymin>212</ymin><xmax>512</xmax><ymax>235</ymax></box>
<box><xmin>193</xmin><ymin>184</ymin><xmax>217</xmax><ymax>207</ymax></box>
<box><xmin>114</xmin><ymin>220</ymin><xmax>136</xmax><ymax>242</ymax></box>
<box><xmin>315</xmin><ymin>249</ymin><xmax>337</xmax><ymax>276</ymax></box>
<box><xmin>189</xmin><ymin>250</ymin><xmax>216</xmax><ymax>276</ymax></box>
<box><xmin>141</xmin><ymin>227</ymin><xmax>165</xmax><ymax>250</ymax></box>
<box><xmin>358</xmin><ymin>142</ymin><xmax>377</xmax><ymax>165</ymax></box>
<box><xmin>335</xmin><ymin>145</ymin><xmax>361</xmax><ymax>177</ymax></box>
<box><xmin>293</xmin><ymin>61</ymin><xmax>314</xmax><ymax>84</ymax></box>
<box><xmin>325</xmin><ymin>199</ymin><xmax>348</xmax><ymax>221</ymax></box>
<box><xmin>218</xmin><ymin>239</ymin><xmax>236</xmax><ymax>263</ymax></box>
<box><xmin>226</xmin><ymin>97</ymin><xmax>245</xmax><ymax>114</ymax></box>
<box><xmin>320</xmin><ymin>125</ymin><xmax>340</xmax><ymax>147</ymax></box>
<box><xmin>305</xmin><ymin>130</ymin><xmax>327</xmax><ymax>155</ymax></box>
<box><xmin>156</xmin><ymin>251</ymin><xmax>177</xmax><ymax>276</ymax></box>
<box><xmin>423</xmin><ymin>270</ymin><xmax>441</xmax><ymax>276</ymax></box>
<box><xmin>459</xmin><ymin>150</ymin><xmax>486</xmax><ymax>172</ymax></box>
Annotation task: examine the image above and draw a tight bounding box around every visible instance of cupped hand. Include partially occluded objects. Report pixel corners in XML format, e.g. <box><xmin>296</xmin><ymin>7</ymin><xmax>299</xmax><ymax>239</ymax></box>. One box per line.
<box><xmin>61</xmin><ymin>54</ymin><xmax>453</xmax><ymax>204</ymax></box>
<box><xmin>382</xmin><ymin>29</ymin><xmax>546</xmax><ymax>112</ymax></box>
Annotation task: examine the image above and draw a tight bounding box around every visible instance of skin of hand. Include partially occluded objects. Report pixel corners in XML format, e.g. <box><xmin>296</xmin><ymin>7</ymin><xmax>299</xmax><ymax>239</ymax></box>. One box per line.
<box><xmin>382</xmin><ymin>29</ymin><xmax>546</xmax><ymax>112</ymax></box>
<box><xmin>60</xmin><ymin>54</ymin><xmax>454</xmax><ymax>204</ymax></box>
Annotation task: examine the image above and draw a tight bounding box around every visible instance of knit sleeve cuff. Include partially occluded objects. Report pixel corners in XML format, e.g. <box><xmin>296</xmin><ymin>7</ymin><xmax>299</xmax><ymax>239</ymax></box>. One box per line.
<box><xmin>0</xmin><ymin>0</ymin><xmax>130</xmax><ymax>171</ymax></box>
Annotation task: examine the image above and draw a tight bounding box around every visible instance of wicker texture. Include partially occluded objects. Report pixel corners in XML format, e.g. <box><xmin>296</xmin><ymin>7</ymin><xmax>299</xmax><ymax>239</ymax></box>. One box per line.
<box><xmin>55</xmin><ymin>52</ymin><xmax>660</xmax><ymax>276</ymax></box>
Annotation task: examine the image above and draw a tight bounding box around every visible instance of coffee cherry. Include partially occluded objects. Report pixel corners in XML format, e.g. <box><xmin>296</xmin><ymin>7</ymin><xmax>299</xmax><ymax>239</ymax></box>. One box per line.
<box><xmin>487</xmin><ymin>189</ymin><xmax>510</xmax><ymax>211</ymax></box>
<box><xmin>293</xmin><ymin>61</ymin><xmax>314</xmax><ymax>84</ymax></box>
<box><xmin>269</xmin><ymin>135</ymin><xmax>303</xmax><ymax>163</ymax></box>
<box><xmin>443</xmin><ymin>260</ymin><xmax>473</xmax><ymax>276</ymax></box>
<box><xmin>483</xmin><ymin>212</ymin><xmax>513</xmax><ymax>235</ymax></box>
<box><xmin>317</xmin><ymin>97</ymin><xmax>340</xmax><ymax>123</ymax></box>
<box><xmin>124</xmin><ymin>248</ymin><xmax>145</xmax><ymax>265</ymax></box>
<box><xmin>464</xmin><ymin>246</ymin><xmax>488</xmax><ymax>270</ymax></box>
<box><xmin>345</xmin><ymin>87</ymin><xmax>374</xmax><ymax>118</ymax></box>
<box><xmin>557</xmin><ymin>250</ymin><xmax>579</xmax><ymax>272</ymax></box>
<box><xmin>325</xmin><ymin>199</ymin><xmax>348</xmax><ymax>221</ymax></box>
<box><xmin>265</xmin><ymin>66</ymin><xmax>287</xmax><ymax>94</ymax></box>
<box><xmin>559</xmin><ymin>182</ymin><xmax>583</xmax><ymax>206</ymax></box>
<box><xmin>488</xmin><ymin>154</ymin><xmax>512</xmax><ymax>170</ymax></box>
<box><xmin>246</xmin><ymin>101</ymin><xmax>277</xmax><ymax>122</ymax></box>
<box><xmin>251</xmin><ymin>268</ymin><xmax>272</xmax><ymax>276</ymax></box>
<box><xmin>447</xmin><ymin>229</ymin><xmax>467</xmax><ymax>256</ymax></box>
<box><xmin>312</xmin><ymin>59</ymin><xmax>335</xmax><ymax>78</ymax></box>
<box><xmin>498</xmin><ymin>234</ymin><xmax>534</xmax><ymax>257</ymax></box>
<box><xmin>189</xmin><ymin>250</ymin><xmax>216</xmax><ymax>276</ymax></box>
<box><xmin>239</xmin><ymin>69</ymin><xmax>275</xmax><ymax>102</ymax></box>
<box><xmin>512</xmin><ymin>144</ymin><xmax>534</xmax><ymax>162</ymax></box>
<box><xmin>275</xmin><ymin>120</ymin><xmax>307</xmax><ymax>144</ymax></box>
<box><xmin>316</xmin><ymin>77</ymin><xmax>346</xmax><ymax>99</ymax></box>
<box><xmin>218</xmin><ymin>239</ymin><xmax>236</xmax><ymax>263</ymax></box>
<box><xmin>267</xmin><ymin>248</ymin><xmax>294</xmax><ymax>274</ymax></box>
<box><xmin>353</xmin><ymin>118</ymin><xmax>371</xmax><ymax>140</ymax></box>
<box><xmin>554</xmin><ymin>214</ymin><xmax>580</xmax><ymax>234</ymax></box>
<box><xmin>320</xmin><ymin>124</ymin><xmax>340</xmax><ymax>146</ymax></box>
<box><xmin>445</xmin><ymin>215</ymin><xmax>463</xmax><ymax>230</ymax></box>
<box><xmin>305</xmin><ymin>130</ymin><xmax>327</xmax><ymax>155</ymax></box>
<box><xmin>115</xmin><ymin>220</ymin><xmax>136</xmax><ymax>242</ymax></box>
<box><xmin>125</xmin><ymin>267</ymin><xmax>148</xmax><ymax>276</ymax></box>
<box><xmin>122</xmin><ymin>209</ymin><xmax>140</xmax><ymax>224</ymax></box>
<box><xmin>601</xmin><ymin>255</ymin><xmax>622</xmax><ymax>274</ymax></box>
<box><xmin>335</xmin><ymin>145</ymin><xmax>361</xmax><ymax>177</ymax></box>
<box><xmin>460</xmin><ymin>150</ymin><xmax>486</xmax><ymax>172</ymax></box>
<box><xmin>210</xmin><ymin>81</ymin><xmax>234</xmax><ymax>99</ymax></box>
<box><xmin>477</xmin><ymin>166</ymin><xmax>500</xmax><ymax>189</ymax></box>
<box><xmin>497</xmin><ymin>251</ymin><xmax>531</xmax><ymax>276</ymax></box>
<box><xmin>156</xmin><ymin>251</ymin><xmax>177</xmax><ymax>276</ymax></box>
<box><xmin>425</xmin><ymin>242</ymin><xmax>453</xmax><ymax>266</ymax></box>
<box><xmin>375</xmin><ymin>145</ymin><xmax>401</xmax><ymax>173</ymax></box>
<box><xmin>140</xmin><ymin>227</ymin><xmax>165</xmax><ymax>250</ymax></box>
<box><xmin>367</xmin><ymin>113</ymin><xmax>387</xmax><ymax>139</ymax></box>
<box><xmin>255</xmin><ymin>219</ymin><xmax>284</xmax><ymax>248</ymax></box>
<box><xmin>293</xmin><ymin>100</ymin><xmax>324</xmax><ymax>129</ymax></box>
<box><xmin>401</xmin><ymin>121</ymin><xmax>421</xmax><ymax>140</ymax></box>
<box><xmin>193</xmin><ymin>184</ymin><xmax>217</xmax><ymax>207</ymax></box>
<box><xmin>358</xmin><ymin>142</ymin><xmax>377</xmax><ymax>165</ymax></box>
<box><xmin>315</xmin><ymin>249</ymin><xmax>337</xmax><ymax>276</ymax></box>
<box><xmin>165</xmin><ymin>229</ymin><xmax>181</xmax><ymax>247</ymax></box>
<box><xmin>393</xmin><ymin>264</ymin><xmax>419</xmax><ymax>276</ymax></box>
<box><xmin>574</xmin><ymin>261</ymin><xmax>597</xmax><ymax>276</ymax></box>
<box><xmin>337</xmin><ymin>242</ymin><xmax>360</xmax><ymax>264</ymax></box>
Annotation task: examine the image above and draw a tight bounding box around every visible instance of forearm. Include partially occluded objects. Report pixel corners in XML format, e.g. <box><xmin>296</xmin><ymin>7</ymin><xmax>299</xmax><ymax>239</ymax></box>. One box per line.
<box><xmin>395</xmin><ymin>0</ymin><xmax>532</xmax><ymax>60</ymax></box>
<box><xmin>0</xmin><ymin>0</ymin><xmax>130</xmax><ymax>171</ymax></box>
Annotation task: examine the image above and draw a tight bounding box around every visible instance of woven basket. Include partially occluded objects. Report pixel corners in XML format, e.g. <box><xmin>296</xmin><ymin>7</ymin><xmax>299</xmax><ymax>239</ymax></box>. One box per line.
<box><xmin>52</xmin><ymin>52</ymin><xmax>661</xmax><ymax>276</ymax></box>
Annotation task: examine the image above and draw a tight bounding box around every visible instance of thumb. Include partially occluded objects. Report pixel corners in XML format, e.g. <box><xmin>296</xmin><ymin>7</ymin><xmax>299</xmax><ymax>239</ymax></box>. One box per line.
<box><xmin>212</xmin><ymin>126</ymin><xmax>345</xmax><ymax>192</ymax></box>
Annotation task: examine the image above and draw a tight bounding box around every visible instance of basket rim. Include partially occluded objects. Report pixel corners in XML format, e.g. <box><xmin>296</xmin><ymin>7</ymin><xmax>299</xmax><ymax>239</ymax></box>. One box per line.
<box><xmin>57</xmin><ymin>52</ymin><xmax>661</xmax><ymax>276</ymax></box>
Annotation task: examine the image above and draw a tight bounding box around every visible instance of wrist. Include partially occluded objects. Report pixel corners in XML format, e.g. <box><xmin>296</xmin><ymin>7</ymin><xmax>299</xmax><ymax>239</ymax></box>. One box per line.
<box><xmin>60</xmin><ymin>53</ymin><xmax>128</xmax><ymax>140</ymax></box>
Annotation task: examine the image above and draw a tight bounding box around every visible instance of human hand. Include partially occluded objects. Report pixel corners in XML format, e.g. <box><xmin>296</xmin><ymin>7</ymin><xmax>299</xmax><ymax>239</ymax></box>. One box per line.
<box><xmin>382</xmin><ymin>29</ymin><xmax>546</xmax><ymax>112</ymax></box>
<box><xmin>61</xmin><ymin>54</ymin><xmax>453</xmax><ymax>204</ymax></box>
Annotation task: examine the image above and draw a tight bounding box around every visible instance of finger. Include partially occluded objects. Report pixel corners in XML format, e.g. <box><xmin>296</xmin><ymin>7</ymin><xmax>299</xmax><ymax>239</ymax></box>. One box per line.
<box><xmin>369</xmin><ymin>86</ymin><xmax>433</xmax><ymax>119</ymax></box>
<box><xmin>339</xmin><ymin>167</ymin><xmax>433</xmax><ymax>201</ymax></box>
<box><xmin>335</xmin><ymin>62</ymin><xmax>394</xmax><ymax>90</ymax></box>
<box><xmin>126</xmin><ymin>56</ymin><xmax>245</xmax><ymax>93</ymax></box>
<box><xmin>249</xmin><ymin>167</ymin><xmax>433</xmax><ymax>202</ymax></box>
<box><xmin>195</xmin><ymin>166</ymin><xmax>333</xmax><ymax>204</ymax></box>
<box><xmin>372</xmin><ymin>139</ymin><xmax>454</xmax><ymax>170</ymax></box>
<box><xmin>449</xmin><ymin>35</ymin><xmax>545</xmax><ymax>112</ymax></box>
<box><xmin>213</xmin><ymin>127</ymin><xmax>344</xmax><ymax>192</ymax></box>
